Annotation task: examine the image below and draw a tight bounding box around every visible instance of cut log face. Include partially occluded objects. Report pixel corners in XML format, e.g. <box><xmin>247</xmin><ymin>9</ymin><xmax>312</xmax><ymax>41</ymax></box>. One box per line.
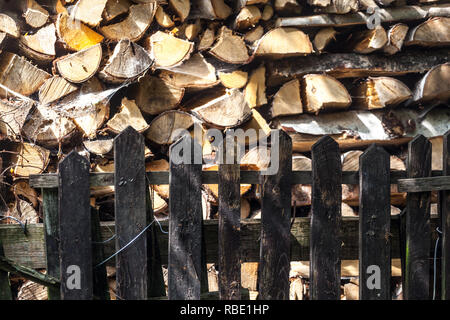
<box><xmin>383</xmin><ymin>23</ymin><xmax>409</xmax><ymax>55</ymax></box>
<box><xmin>275</xmin><ymin>0</ymin><xmax>303</xmax><ymax>15</ymax></box>
<box><xmin>0</xmin><ymin>52</ymin><xmax>50</xmax><ymax>97</ymax></box>
<box><xmin>23</xmin><ymin>0</ymin><xmax>49</xmax><ymax>28</ymax></box>
<box><xmin>147</xmin><ymin>31</ymin><xmax>194</xmax><ymax>68</ymax></box>
<box><xmin>19</xmin><ymin>23</ymin><xmax>57</xmax><ymax>63</ymax></box>
<box><xmin>159</xmin><ymin>53</ymin><xmax>218</xmax><ymax>88</ymax></box>
<box><xmin>146</xmin><ymin>159</ymin><xmax>170</xmax><ymax>199</ymax></box>
<box><xmin>99</xmin><ymin>2</ymin><xmax>156</xmax><ymax>42</ymax></box>
<box><xmin>0</xmin><ymin>98</ymin><xmax>34</xmax><ymax>138</ymax></box>
<box><xmin>262</xmin><ymin>4</ymin><xmax>274</xmax><ymax>21</ymax></box>
<box><xmin>73</xmin><ymin>0</ymin><xmax>108</xmax><ymax>27</ymax></box>
<box><xmin>56</xmin><ymin>13</ymin><xmax>104</xmax><ymax>51</ymax></box>
<box><xmin>412</xmin><ymin>63</ymin><xmax>450</xmax><ymax>104</ymax></box>
<box><xmin>54</xmin><ymin>43</ymin><xmax>102</xmax><ymax>83</ymax></box>
<box><xmin>255</xmin><ymin>27</ymin><xmax>313</xmax><ymax>58</ymax></box>
<box><xmin>313</xmin><ymin>27</ymin><xmax>337</xmax><ymax>52</ymax></box>
<box><xmin>218</xmin><ymin>70</ymin><xmax>248</xmax><ymax>89</ymax></box>
<box><xmin>155</xmin><ymin>5</ymin><xmax>175</xmax><ymax>28</ymax></box>
<box><xmin>169</xmin><ymin>0</ymin><xmax>190</xmax><ymax>22</ymax></box>
<box><xmin>350</xmin><ymin>26</ymin><xmax>388</xmax><ymax>54</ymax></box>
<box><xmin>271</xmin><ymin>78</ymin><xmax>302</xmax><ymax>118</ymax></box>
<box><xmin>103</xmin><ymin>0</ymin><xmax>131</xmax><ymax>22</ymax></box>
<box><xmin>209</xmin><ymin>26</ymin><xmax>250</xmax><ymax>64</ymax></box>
<box><xmin>235</xmin><ymin>6</ymin><xmax>261</xmax><ymax>31</ymax></box>
<box><xmin>191</xmin><ymin>0</ymin><xmax>232</xmax><ymax>20</ymax></box>
<box><xmin>320</xmin><ymin>0</ymin><xmax>359</xmax><ymax>14</ymax></box>
<box><xmin>192</xmin><ymin>89</ymin><xmax>252</xmax><ymax>129</ymax></box>
<box><xmin>106</xmin><ymin>97</ymin><xmax>148</xmax><ymax>133</ymax></box>
<box><xmin>13</xmin><ymin>180</ymin><xmax>39</xmax><ymax>208</ymax></box>
<box><xmin>406</xmin><ymin>17</ymin><xmax>450</xmax><ymax>47</ymax></box>
<box><xmin>291</xmin><ymin>154</ymin><xmax>311</xmax><ymax>206</ymax></box>
<box><xmin>99</xmin><ymin>40</ymin><xmax>152</xmax><ymax>83</ymax></box>
<box><xmin>239</xmin><ymin>108</ymin><xmax>271</xmax><ymax>145</ymax></box>
<box><xmin>145</xmin><ymin>110</ymin><xmax>194</xmax><ymax>144</ymax></box>
<box><xmin>244</xmin><ymin>65</ymin><xmax>267</xmax><ymax>108</ymax></box>
<box><xmin>198</xmin><ymin>28</ymin><xmax>216</xmax><ymax>51</ymax></box>
<box><xmin>353</xmin><ymin>77</ymin><xmax>412</xmax><ymax>110</ymax></box>
<box><xmin>39</xmin><ymin>76</ymin><xmax>78</xmax><ymax>105</ymax></box>
<box><xmin>211</xmin><ymin>0</ymin><xmax>232</xmax><ymax>19</ymax></box>
<box><xmin>133</xmin><ymin>75</ymin><xmax>184</xmax><ymax>115</ymax></box>
<box><xmin>302</xmin><ymin>74</ymin><xmax>351</xmax><ymax>113</ymax></box>
<box><xmin>83</xmin><ymin>138</ymin><xmax>114</xmax><ymax>156</ymax></box>
<box><xmin>244</xmin><ymin>25</ymin><xmax>264</xmax><ymax>43</ymax></box>
<box><xmin>11</xmin><ymin>142</ymin><xmax>50</xmax><ymax>178</ymax></box>
<box><xmin>0</xmin><ymin>13</ymin><xmax>20</xmax><ymax>38</ymax></box>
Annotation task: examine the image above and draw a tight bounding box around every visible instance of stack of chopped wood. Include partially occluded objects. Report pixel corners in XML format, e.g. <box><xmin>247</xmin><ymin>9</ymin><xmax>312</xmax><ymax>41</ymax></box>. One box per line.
<box><xmin>0</xmin><ymin>0</ymin><xmax>449</xmax><ymax>265</ymax></box>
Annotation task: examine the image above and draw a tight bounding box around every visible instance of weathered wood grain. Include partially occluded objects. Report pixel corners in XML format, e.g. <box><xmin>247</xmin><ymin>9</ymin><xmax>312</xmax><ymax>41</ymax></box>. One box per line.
<box><xmin>0</xmin><ymin>241</ymin><xmax>12</xmax><ymax>300</ymax></box>
<box><xmin>442</xmin><ymin>130</ymin><xmax>450</xmax><ymax>300</ymax></box>
<box><xmin>359</xmin><ymin>145</ymin><xmax>391</xmax><ymax>300</ymax></box>
<box><xmin>91</xmin><ymin>208</ymin><xmax>109</xmax><ymax>300</ymax></box>
<box><xmin>398</xmin><ymin>176</ymin><xmax>450</xmax><ymax>193</ymax></box>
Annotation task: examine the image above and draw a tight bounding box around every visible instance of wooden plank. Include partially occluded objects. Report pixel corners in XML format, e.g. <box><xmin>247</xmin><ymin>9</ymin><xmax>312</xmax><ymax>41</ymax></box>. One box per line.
<box><xmin>91</xmin><ymin>208</ymin><xmax>110</xmax><ymax>300</ymax></box>
<box><xmin>310</xmin><ymin>136</ymin><xmax>342</xmax><ymax>300</ymax></box>
<box><xmin>442</xmin><ymin>130</ymin><xmax>450</xmax><ymax>300</ymax></box>
<box><xmin>258</xmin><ymin>130</ymin><xmax>292</xmax><ymax>300</ymax></box>
<box><xmin>42</xmin><ymin>188</ymin><xmax>60</xmax><ymax>300</ymax></box>
<box><xmin>0</xmin><ymin>241</ymin><xmax>12</xmax><ymax>300</ymax></box>
<box><xmin>359</xmin><ymin>145</ymin><xmax>391</xmax><ymax>300</ymax></box>
<box><xmin>398</xmin><ymin>176</ymin><xmax>450</xmax><ymax>193</ymax></box>
<box><xmin>114</xmin><ymin>126</ymin><xmax>147</xmax><ymax>300</ymax></box>
<box><xmin>218</xmin><ymin>132</ymin><xmax>241</xmax><ymax>300</ymax></box>
<box><xmin>168</xmin><ymin>135</ymin><xmax>203</xmax><ymax>300</ymax></box>
<box><xmin>29</xmin><ymin>170</ymin><xmax>445</xmax><ymax>188</ymax></box>
<box><xmin>404</xmin><ymin>135</ymin><xmax>432</xmax><ymax>300</ymax></box>
<box><xmin>58</xmin><ymin>151</ymin><xmax>92</xmax><ymax>300</ymax></box>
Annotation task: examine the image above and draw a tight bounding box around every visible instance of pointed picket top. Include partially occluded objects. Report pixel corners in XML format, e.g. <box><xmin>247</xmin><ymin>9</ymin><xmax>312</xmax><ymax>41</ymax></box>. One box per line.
<box><xmin>311</xmin><ymin>135</ymin><xmax>339</xmax><ymax>154</ymax></box>
<box><xmin>114</xmin><ymin>125</ymin><xmax>144</xmax><ymax>147</ymax></box>
<box><xmin>59</xmin><ymin>150</ymin><xmax>89</xmax><ymax>172</ymax></box>
<box><xmin>408</xmin><ymin>134</ymin><xmax>431</xmax><ymax>177</ymax></box>
<box><xmin>360</xmin><ymin>143</ymin><xmax>389</xmax><ymax>165</ymax></box>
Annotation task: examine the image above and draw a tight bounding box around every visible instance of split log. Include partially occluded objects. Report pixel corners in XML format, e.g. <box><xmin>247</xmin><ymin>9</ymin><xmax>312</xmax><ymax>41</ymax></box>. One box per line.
<box><xmin>99</xmin><ymin>40</ymin><xmax>152</xmax><ymax>83</ymax></box>
<box><xmin>313</xmin><ymin>27</ymin><xmax>337</xmax><ymax>52</ymax></box>
<box><xmin>209</xmin><ymin>26</ymin><xmax>250</xmax><ymax>64</ymax></box>
<box><xmin>159</xmin><ymin>53</ymin><xmax>218</xmax><ymax>88</ymax></box>
<box><xmin>145</xmin><ymin>110</ymin><xmax>194</xmax><ymax>145</ymax></box>
<box><xmin>8</xmin><ymin>199</ymin><xmax>39</xmax><ymax>223</ymax></box>
<box><xmin>22</xmin><ymin>0</ymin><xmax>49</xmax><ymax>29</ymax></box>
<box><xmin>83</xmin><ymin>138</ymin><xmax>114</xmax><ymax>157</ymax></box>
<box><xmin>192</xmin><ymin>89</ymin><xmax>252</xmax><ymax>129</ymax></box>
<box><xmin>261</xmin><ymin>4</ymin><xmax>274</xmax><ymax>21</ymax></box>
<box><xmin>343</xmin><ymin>282</ymin><xmax>359</xmax><ymax>300</ymax></box>
<box><xmin>181</xmin><ymin>19</ymin><xmax>203</xmax><ymax>41</ymax></box>
<box><xmin>146</xmin><ymin>159</ymin><xmax>170</xmax><ymax>199</ymax></box>
<box><xmin>191</xmin><ymin>0</ymin><xmax>232</xmax><ymax>20</ymax></box>
<box><xmin>244</xmin><ymin>65</ymin><xmax>267</xmax><ymax>108</ymax></box>
<box><xmin>307</xmin><ymin>0</ymin><xmax>330</xmax><ymax>7</ymax></box>
<box><xmin>18</xmin><ymin>280</ymin><xmax>47</xmax><ymax>300</ymax></box>
<box><xmin>302</xmin><ymin>74</ymin><xmax>351</xmax><ymax>114</ymax></box>
<box><xmin>0</xmin><ymin>52</ymin><xmax>50</xmax><ymax>97</ymax></box>
<box><xmin>133</xmin><ymin>75</ymin><xmax>184</xmax><ymax>115</ymax></box>
<box><xmin>198</xmin><ymin>27</ymin><xmax>216</xmax><ymax>51</ymax></box>
<box><xmin>11</xmin><ymin>142</ymin><xmax>50</xmax><ymax>178</ymax></box>
<box><xmin>275</xmin><ymin>0</ymin><xmax>302</xmax><ymax>15</ymax></box>
<box><xmin>169</xmin><ymin>0</ymin><xmax>190</xmax><ymax>22</ymax></box>
<box><xmin>99</xmin><ymin>2</ymin><xmax>156</xmax><ymax>42</ymax></box>
<box><xmin>239</xmin><ymin>108</ymin><xmax>271</xmax><ymax>145</ymax></box>
<box><xmin>244</xmin><ymin>25</ymin><xmax>264</xmax><ymax>43</ymax></box>
<box><xmin>0</xmin><ymin>13</ymin><xmax>20</xmax><ymax>38</ymax></box>
<box><xmin>155</xmin><ymin>6</ymin><xmax>175</xmax><ymax>28</ymax></box>
<box><xmin>411</xmin><ymin>63</ymin><xmax>450</xmax><ymax>104</ymax></box>
<box><xmin>13</xmin><ymin>180</ymin><xmax>39</xmax><ymax>208</ymax></box>
<box><xmin>19</xmin><ymin>23</ymin><xmax>56</xmax><ymax>63</ymax></box>
<box><xmin>319</xmin><ymin>0</ymin><xmax>359</xmax><ymax>14</ymax></box>
<box><xmin>73</xmin><ymin>0</ymin><xmax>108</xmax><ymax>27</ymax></box>
<box><xmin>234</xmin><ymin>6</ymin><xmax>261</xmax><ymax>30</ymax></box>
<box><xmin>271</xmin><ymin>79</ymin><xmax>302</xmax><ymax>118</ymax></box>
<box><xmin>106</xmin><ymin>98</ymin><xmax>148</xmax><ymax>133</ymax></box>
<box><xmin>218</xmin><ymin>70</ymin><xmax>248</xmax><ymax>89</ymax></box>
<box><xmin>405</xmin><ymin>17</ymin><xmax>450</xmax><ymax>47</ymax></box>
<box><xmin>352</xmin><ymin>77</ymin><xmax>412</xmax><ymax>110</ymax></box>
<box><xmin>0</xmin><ymin>98</ymin><xmax>34</xmax><ymax>138</ymax></box>
<box><xmin>341</xmin><ymin>202</ymin><xmax>357</xmax><ymax>217</ymax></box>
<box><xmin>103</xmin><ymin>0</ymin><xmax>131</xmax><ymax>22</ymax></box>
<box><xmin>289</xmin><ymin>278</ymin><xmax>304</xmax><ymax>300</ymax></box>
<box><xmin>54</xmin><ymin>43</ymin><xmax>102</xmax><ymax>83</ymax></box>
<box><xmin>291</xmin><ymin>154</ymin><xmax>311</xmax><ymax>206</ymax></box>
<box><xmin>349</xmin><ymin>26</ymin><xmax>387</xmax><ymax>54</ymax></box>
<box><xmin>38</xmin><ymin>76</ymin><xmax>78</xmax><ymax>105</ymax></box>
<box><xmin>56</xmin><ymin>13</ymin><xmax>104</xmax><ymax>51</ymax></box>
<box><xmin>255</xmin><ymin>27</ymin><xmax>313</xmax><ymax>58</ymax></box>
<box><xmin>383</xmin><ymin>23</ymin><xmax>409</xmax><ymax>55</ymax></box>
<box><xmin>147</xmin><ymin>31</ymin><xmax>194</xmax><ymax>68</ymax></box>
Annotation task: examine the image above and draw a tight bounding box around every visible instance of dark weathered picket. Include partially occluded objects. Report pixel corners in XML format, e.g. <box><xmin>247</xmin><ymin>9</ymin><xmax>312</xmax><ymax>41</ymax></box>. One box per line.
<box><xmin>359</xmin><ymin>145</ymin><xmax>391</xmax><ymax>300</ymax></box>
<box><xmin>58</xmin><ymin>152</ymin><xmax>92</xmax><ymax>300</ymax></box>
<box><xmin>258</xmin><ymin>130</ymin><xmax>292</xmax><ymax>300</ymax></box>
<box><xmin>168</xmin><ymin>135</ymin><xmax>203</xmax><ymax>300</ymax></box>
<box><xmin>114</xmin><ymin>126</ymin><xmax>147</xmax><ymax>300</ymax></box>
<box><xmin>404</xmin><ymin>135</ymin><xmax>432</xmax><ymax>300</ymax></box>
<box><xmin>218</xmin><ymin>132</ymin><xmax>241</xmax><ymax>300</ymax></box>
<box><xmin>91</xmin><ymin>208</ymin><xmax>110</xmax><ymax>300</ymax></box>
<box><xmin>310</xmin><ymin>136</ymin><xmax>342</xmax><ymax>300</ymax></box>
<box><xmin>442</xmin><ymin>130</ymin><xmax>450</xmax><ymax>300</ymax></box>
<box><xmin>0</xmin><ymin>240</ymin><xmax>12</xmax><ymax>300</ymax></box>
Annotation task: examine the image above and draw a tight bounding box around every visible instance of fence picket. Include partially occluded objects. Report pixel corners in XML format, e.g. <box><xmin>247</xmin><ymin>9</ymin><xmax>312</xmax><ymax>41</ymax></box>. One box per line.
<box><xmin>91</xmin><ymin>208</ymin><xmax>110</xmax><ymax>300</ymax></box>
<box><xmin>404</xmin><ymin>135</ymin><xmax>432</xmax><ymax>300</ymax></box>
<box><xmin>58</xmin><ymin>151</ymin><xmax>92</xmax><ymax>300</ymax></box>
<box><xmin>0</xmin><ymin>240</ymin><xmax>12</xmax><ymax>300</ymax></box>
<box><xmin>218</xmin><ymin>132</ymin><xmax>241</xmax><ymax>300</ymax></box>
<box><xmin>442</xmin><ymin>130</ymin><xmax>450</xmax><ymax>300</ymax></box>
<box><xmin>310</xmin><ymin>136</ymin><xmax>342</xmax><ymax>300</ymax></box>
<box><xmin>359</xmin><ymin>144</ymin><xmax>391</xmax><ymax>300</ymax></box>
<box><xmin>114</xmin><ymin>126</ymin><xmax>147</xmax><ymax>300</ymax></box>
<box><xmin>168</xmin><ymin>135</ymin><xmax>203</xmax><ymax>300</ymax></box>
<box><xmin>259</xmin><ymin>129</ymin><xmax>292</xmax><ymax>300</ymax></box>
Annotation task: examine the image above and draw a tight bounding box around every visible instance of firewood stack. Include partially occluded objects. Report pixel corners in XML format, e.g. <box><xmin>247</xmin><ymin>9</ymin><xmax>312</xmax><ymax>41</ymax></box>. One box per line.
<box><xmin>0</xmin><ymin>0</ymin><xmax>449</xmax><ymax>231</ymax></box>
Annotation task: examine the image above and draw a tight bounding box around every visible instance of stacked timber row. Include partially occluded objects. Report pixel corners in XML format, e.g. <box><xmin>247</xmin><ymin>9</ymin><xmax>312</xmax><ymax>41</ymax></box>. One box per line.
<box><xmin>0</xmin><ymin>1</ymin><xmax>449</xmax><ymax>246</ymax></box>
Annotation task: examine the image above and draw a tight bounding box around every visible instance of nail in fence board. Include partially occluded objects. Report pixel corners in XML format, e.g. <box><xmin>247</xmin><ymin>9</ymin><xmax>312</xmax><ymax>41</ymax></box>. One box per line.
<box><xmin>258</xmin><ymin>130</ymin><xmax>292</xmax><ymax>300</ymax></box>
<box><xmin>42</xmin><ymin>188</ymin><xmax>60</xmax><ymax>300</ymax></box>
<box><xmin>114</xmin><ymin>127</ymin><xmax>147</xmax><ymax>300</ymax></box>
<box><xmin>58</xmin><ymin>152</ymin><xmax>92</xmax><ymax>300</ymax></box>
<box><xmin>359</xmin><ymin>145</ymin><xmax>391</xmax><ymax>300</ymax></box>
<box><xmin>404</xmin><ymin>135</ymin><xmax>432</xmax><ymax>300</ymax></box>
<box><xmin>168</xmin><ymin>135</ymin><xmax>203</xmax><ymax>300</ymax></box>
<box><xmin>218</xmin><ymin>133</ymin><xmax>241</xmax><ymax>300</ymax></box>
<box><xmin>442</xmin><ymin>130</ymin><xmax>450</xmax><ymax>300</ymax></box>
<box><xmin>310</xmin><ymin>136</ymin><xmax>342</xmax><ymax>300</ymax></box>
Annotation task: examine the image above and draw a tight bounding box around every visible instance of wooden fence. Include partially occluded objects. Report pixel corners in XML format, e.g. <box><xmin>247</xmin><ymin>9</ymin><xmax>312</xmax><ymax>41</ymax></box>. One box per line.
<box><xmin>1</xmin><ymin>126</ymin><xmax>449</xmax><ymax>300</ymax></box>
